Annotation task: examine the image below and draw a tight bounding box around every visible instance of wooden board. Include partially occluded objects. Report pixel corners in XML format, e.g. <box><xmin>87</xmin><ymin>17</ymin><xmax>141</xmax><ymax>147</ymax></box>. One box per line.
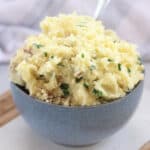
<box><xmin>140</xmin><ymin>141</ymin><xmax>150</xmax><ymax>150</ymax></box>
<box><xmin>0</xmin><ymin>91</ymin><xmax>19</xmax><ymax>127</ymax></box>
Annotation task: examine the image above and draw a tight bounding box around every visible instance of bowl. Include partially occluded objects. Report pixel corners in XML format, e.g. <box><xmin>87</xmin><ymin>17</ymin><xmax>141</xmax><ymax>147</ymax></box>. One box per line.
<box><xmin>10</xmin><ymin>80</ymin><xmax>144</xmax><ymax>146</ymax></box>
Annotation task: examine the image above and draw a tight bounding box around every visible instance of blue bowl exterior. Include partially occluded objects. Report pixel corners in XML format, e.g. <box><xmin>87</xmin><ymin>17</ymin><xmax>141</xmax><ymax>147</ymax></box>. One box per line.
<box><xmin>10</xmin><ymin>81</ymin><xmax>144</xmax><ymax>146</ymax></box>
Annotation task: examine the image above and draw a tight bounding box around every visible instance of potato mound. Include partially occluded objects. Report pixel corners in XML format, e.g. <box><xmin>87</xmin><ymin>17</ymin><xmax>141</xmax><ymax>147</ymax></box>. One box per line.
<box><xmin>10</xmin><ymin>14</ymin><xmax>144</xmax><ymax>106</ymax></box>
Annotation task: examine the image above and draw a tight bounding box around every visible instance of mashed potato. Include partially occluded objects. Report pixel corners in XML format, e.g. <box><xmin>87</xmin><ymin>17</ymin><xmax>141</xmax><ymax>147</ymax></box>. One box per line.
<box><xmin>10</xmin><ymin>14</ymin><xmax>144</xmax><ymax>106</ymax></box>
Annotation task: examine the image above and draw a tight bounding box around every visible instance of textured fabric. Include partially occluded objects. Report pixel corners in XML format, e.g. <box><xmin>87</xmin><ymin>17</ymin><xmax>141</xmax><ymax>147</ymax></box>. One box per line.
<box><xmin>0</xmin><ymin>0</ymin><xmax>149</xmax><ymax>63</ymax></box>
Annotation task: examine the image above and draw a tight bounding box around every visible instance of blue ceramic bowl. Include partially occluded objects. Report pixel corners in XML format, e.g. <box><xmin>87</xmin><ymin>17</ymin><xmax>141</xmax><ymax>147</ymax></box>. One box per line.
<box><xmin>11</xmin><ymin>80</ymin><xmax>144</xmax><ymax>146</ymax></box>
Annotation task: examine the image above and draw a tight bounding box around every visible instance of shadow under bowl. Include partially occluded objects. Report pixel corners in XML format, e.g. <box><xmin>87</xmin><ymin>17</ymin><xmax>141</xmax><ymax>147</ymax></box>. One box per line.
<box><xmin>10</xmin><ymin>80</ymin><xmax>144</xmax><ymax>146</ymax></box>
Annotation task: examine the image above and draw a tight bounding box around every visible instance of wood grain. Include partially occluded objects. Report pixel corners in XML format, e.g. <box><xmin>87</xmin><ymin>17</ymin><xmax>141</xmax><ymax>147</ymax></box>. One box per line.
<box><xmin>0</xmin><ymin>91</ymin><xmax>19</xmax><ymax>127</ymax></box>
<box><xmin>140</xmin><ymin>141</ymin><xmax>150</xmax><ymax>150</ymax></box>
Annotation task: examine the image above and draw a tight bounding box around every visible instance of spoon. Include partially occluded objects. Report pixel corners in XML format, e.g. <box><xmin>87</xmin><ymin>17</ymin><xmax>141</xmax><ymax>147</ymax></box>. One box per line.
<box><xmin>94</xmin><ymin>0</ymin><xmax>110</xmax><ymax>19</ymax></box>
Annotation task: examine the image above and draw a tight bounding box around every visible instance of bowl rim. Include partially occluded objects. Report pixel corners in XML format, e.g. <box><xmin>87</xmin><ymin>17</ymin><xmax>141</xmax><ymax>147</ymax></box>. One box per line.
<box><xmin>11</xmin><ymin>79</ymin><xmax>144</xmax><ymax>110</ymax></box>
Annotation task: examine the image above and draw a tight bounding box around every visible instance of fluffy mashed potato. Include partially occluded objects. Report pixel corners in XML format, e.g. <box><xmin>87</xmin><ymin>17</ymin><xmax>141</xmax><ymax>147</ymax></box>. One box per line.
<box><xmin>10</xmin><ymin>14</ymin><xmax>144</xmax><ymax>106</ymax></box>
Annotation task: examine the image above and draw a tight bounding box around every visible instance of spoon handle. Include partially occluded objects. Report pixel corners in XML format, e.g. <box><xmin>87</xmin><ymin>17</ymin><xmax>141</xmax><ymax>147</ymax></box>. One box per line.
<box><xmin>94</xmin><ymin>0</ymin><xmax>110</xmax><ymax>19</ymax></box>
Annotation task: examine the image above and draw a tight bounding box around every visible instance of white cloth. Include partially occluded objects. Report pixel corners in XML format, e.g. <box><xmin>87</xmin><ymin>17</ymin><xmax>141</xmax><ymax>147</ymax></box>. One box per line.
<box><xmin>0</xmin><ymin>0</ymin><xmax>150</xmax><ymax>63</ymax></box>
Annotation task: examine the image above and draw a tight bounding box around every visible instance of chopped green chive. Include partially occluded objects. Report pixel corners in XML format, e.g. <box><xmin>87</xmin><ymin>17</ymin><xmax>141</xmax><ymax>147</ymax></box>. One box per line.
<box><xmin>33</xmin><ymin>43</ymin><xmax>44</xmax><ymax>49</ymax></box>
<box><xmin>108</xmin><ymin>58</ymin><xmax>113</xmax><ymax>62</ymax></box>
<box><xmin>137</xmin><ymin>56</ymin><xmax>142</xmax><ymax>65</ymax></box>
<box><xmin>137</xmin><ymin>56</ymin><xmax>141</xmax><ymax>61</ymax></box>
<box><xmin>92</xmin><ymin>88</ymin><xmax>103</xmax><ymax>97</ymax></box>
<box><xmin>44</xmin><ymin>52</ymin><xmax>48</xmax><ymax>57</ymax></box>
<box><xmin>60</xmin><ymin>83</ymin><xmax>69</xmax><ymax>89</ymax></box>
<box><xmin>83</xmin><ymin>82</ymin><xmax>89</xmax><ymax>89</ymax></box>
<box><xmin>76</xmin><ymin>24</ymin><xmax>87</xmax><ymax>27</ymax></box>
<box><xmin>118</xmin><ymin>63</ymin><xmax>122</xmax><ymax>71</ymax></box>
<box><xmin>79</xmin><ymin>21</ymin><xmax>88</xmax><ymax>24</ymax></box>
<box><xmin>127</xmin><ymin>67</ymin><xmax>131</xmax><ymax>73</ymax></box>
<box><xmin>51</xmin><ymin>55</ymin><xmax>54</xmax><ymax>59</ymax></box>
<box><xmin>75</xmin><ymin>77</ymin><xmax>83</xmax><ymax>83</ymax></box>
<box><xmin>90</xmin><ymin>65</ymin><xmax>96</xmax><ymax>71</ymax></box>
<box><xmin>57</xmin><ymin>62</ymin><xmax>65</xmax><ymax>67</ymax></box>
<box><xmin>81</xmin><ymin>53</ymin><xmax>85</xmax><ymax>58</ymax></box>
<box><xmin>60</xmin><ymin>83</ymin><xmax>70</xmax><ymax>97</ymax></box>
<box><xmin>64</xmin><ymin>44</ymin><xmax>70</xmax><ymax>47</ymax></box>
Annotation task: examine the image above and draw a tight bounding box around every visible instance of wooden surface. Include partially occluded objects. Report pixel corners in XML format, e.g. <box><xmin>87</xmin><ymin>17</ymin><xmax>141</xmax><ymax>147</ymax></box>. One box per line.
<box><xmin>0</xmin><ymin>91</ymin><xmax>19</xmax><ymax>127</ymax></box>
<box><xmin>140</xmin><ymin>141</ymin><xmax>150</xmax><ymax>150</ymax></box>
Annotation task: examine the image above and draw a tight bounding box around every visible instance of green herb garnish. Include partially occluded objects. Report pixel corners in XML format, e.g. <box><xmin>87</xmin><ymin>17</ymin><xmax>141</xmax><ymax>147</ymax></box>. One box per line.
<box><xmin>118</xmin><ymin>63</ymin><xmax>122</xmax><ymax>71</ymax></box>
<box><xmin>57</xmin><ymin>62</ymin><xmax>65</xmax><ymax>67</ymax></box>
<box><xmin>127</xmin><ymin>67</ymin><xmax>131</xmax><ymax>73</ymax></box>
<box><xmin>75</xmin><ymin>77</ymin><xmax>83</xmax><ymax>83</ymax></box>
<box><xmin>137</xmin><ymin>56</ymin><xmax>142</xmax><ymax>65</ymax></box>
<box><xmin>64</xmin><ymin>44</ymin><xmax>70</xmax><ymax>47</ymax></box>
<box><xmin>108</xmin><ymin>58</ymin><xmax>113</xmax><ymax>62</ymax></box>
<box><xmin>83</xmin><ymin>82</ymin><xmax>89</xmax><ymax>89</ymax></box>
<box><xmin>44</xmin><ymin>52</ymin><xmax>48</xmax><ymax>57</ymax></box>
<box><xmin>76</xmin><ymin>24</ymin><xmax>87</xmax><ymax>27</ymax></box>
<box><xmin>76</xmin><ymin>21</ymin><xmax>88</xmax><ymax>27</ymax></box>
<box><xmin>60</xmin><ymin>83</ymin><xmax>70</xmax><ymax>97</ymax></box>
<box><xmin>81</xmin><ymin>53</ymin><xmax>85</xmax><ymax>58</ymax></box>
<box><xmin>51</xmin><ymin>55</ymin><xmax>54</xmax><ymax>59</ymax></box>
<box><xmin>92</xmin><ymin>88</ymin><xmax>103</xmax><ymax>97</ymax></box>
<box><xmin>33</xmin><ymin>43</ymin><xmax>44</xmax><ymax>49</ymax></box>
<box><xmin>90</xmin><ymin>65</ymin><xmax>96</xmax><ymax>71</ymax></box>
<box><xmin>138</xmin><ymin>56</ymin><xmax>141</xmax><ymax>61</ymax></box>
